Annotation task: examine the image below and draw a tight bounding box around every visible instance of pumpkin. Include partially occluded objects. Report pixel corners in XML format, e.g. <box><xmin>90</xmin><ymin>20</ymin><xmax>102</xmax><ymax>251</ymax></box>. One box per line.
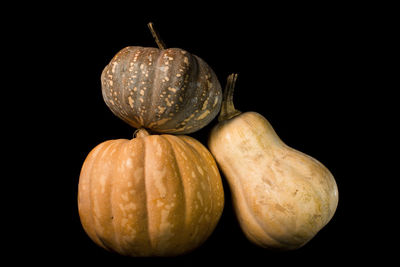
<box><xmin>78</xmin><ymin>128</ymin><xmax>224</xmax><ymax>257</ymax></box>
<box><xmin>101</xmin><ymin>23</ymin><xmax>222</xmax><ymax>134</ymax></box>
<box><xmin>208</xmin><ymin>74</ymin><xmax>338</xmax><ymax>250</ymax></box>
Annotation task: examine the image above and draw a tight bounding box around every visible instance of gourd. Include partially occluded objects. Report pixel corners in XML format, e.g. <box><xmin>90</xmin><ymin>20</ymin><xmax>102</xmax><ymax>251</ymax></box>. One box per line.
<box><xmin>78</xmin><ymin>128</ymin><xmax>224</xmax><ymax>257</ymax></box>
<box><xmin>101</xmin><ymin>23</ymin><xmax>222</xmax><ymax>134</ymax></box>
<box><xmin>208</xmin><ymin>74</ymin><xmax>338</xmax><ymax>250</ymax></box>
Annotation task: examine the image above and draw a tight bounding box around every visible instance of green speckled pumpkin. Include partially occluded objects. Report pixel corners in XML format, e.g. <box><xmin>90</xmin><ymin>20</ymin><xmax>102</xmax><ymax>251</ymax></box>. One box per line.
<box><xmin>101</xmin><ymin>46</ymin><xmax>222</xmax><ymax>134</ymax></box>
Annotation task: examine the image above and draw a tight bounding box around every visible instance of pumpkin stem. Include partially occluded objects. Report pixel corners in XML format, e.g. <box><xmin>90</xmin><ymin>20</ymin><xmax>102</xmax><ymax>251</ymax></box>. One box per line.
<box><xmin>147</xmin><ymin>22</ymin><xmax>166</xmax><ymax>50</ymax></box>
<box><xmin>134</xmin><ymin>128</ymin><xmax>151</xmax><ymax>138</ymax></box>
<box><xmin>218</xmin><ymin>73</ymin><xmax>242</xmax><ymax>122</ymax></box>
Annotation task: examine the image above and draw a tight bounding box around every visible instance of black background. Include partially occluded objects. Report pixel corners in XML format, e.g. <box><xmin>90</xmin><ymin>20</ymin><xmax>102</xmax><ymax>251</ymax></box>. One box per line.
<box><xmin>13</xmin><ymin>3</ymin><xmax>395</xmax><ymax>266</ymax></box>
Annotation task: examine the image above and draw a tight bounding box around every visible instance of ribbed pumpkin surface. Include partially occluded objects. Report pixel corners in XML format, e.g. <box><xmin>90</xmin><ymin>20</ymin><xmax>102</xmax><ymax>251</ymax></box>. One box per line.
<box><xmin>78</xmin><ymin>131</ymin><xmax>224</xmax><ymax>256</ymax></box>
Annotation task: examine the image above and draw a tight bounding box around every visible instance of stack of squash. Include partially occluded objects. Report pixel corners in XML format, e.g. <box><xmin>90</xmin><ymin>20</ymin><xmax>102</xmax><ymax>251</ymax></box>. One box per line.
<box><xmin>78</xmin><ymin>23</ymin><xmax>338</xmax><ymax>257</ymax></box>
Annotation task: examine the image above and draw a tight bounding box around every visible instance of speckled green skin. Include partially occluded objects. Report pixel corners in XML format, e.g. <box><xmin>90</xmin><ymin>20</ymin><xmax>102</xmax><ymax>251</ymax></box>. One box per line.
<box><xmin>101</xmin><ymin>47</ymin><xmax>222</xmax><ymax>134</ymax></box>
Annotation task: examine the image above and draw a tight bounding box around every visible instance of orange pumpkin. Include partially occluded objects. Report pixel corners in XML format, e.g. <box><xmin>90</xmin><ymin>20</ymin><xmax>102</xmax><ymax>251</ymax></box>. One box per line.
<box><xmin>78</xmin><ymin>129</ymin><xmax>224</xmax><ymax>256</ymax></box>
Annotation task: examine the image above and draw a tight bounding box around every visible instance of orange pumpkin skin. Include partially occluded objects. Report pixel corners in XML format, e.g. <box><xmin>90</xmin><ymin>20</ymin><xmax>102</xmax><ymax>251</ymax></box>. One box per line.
<box><xmin>78</xmin><ymin>129</ymin><xmax>224</xmax><ymax>257</ymax></box>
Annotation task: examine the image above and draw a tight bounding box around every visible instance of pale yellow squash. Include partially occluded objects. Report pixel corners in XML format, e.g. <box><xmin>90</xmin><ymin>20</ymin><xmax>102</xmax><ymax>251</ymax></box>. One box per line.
<box><xmin>78</xmin><ymin>129</ymin><xmax>224</xmax><ymax>256</ymax></box>
<box><xmin>208</xmin><ymin>74</ymin><xmax>338</xmax><ymax>250</ymax></box>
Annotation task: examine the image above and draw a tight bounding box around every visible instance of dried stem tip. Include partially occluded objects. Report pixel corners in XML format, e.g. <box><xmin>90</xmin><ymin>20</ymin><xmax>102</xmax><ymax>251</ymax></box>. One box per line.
<box><xmin>147</xmin><ymin>22</ymin><xmax>167</xmax><ymax>50</ymax></box>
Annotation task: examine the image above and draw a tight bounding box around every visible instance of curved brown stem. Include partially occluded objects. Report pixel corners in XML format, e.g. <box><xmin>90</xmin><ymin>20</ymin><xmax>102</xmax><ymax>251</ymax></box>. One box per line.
<box><xmin>147</xmin><ymin>22</ymin><xmax>166</xmax><ymax>49</ymax></box>
<box><xmin>218</xmin><ymin>73</ymin><xmax>242</xmax><ymax>122</ymax></box>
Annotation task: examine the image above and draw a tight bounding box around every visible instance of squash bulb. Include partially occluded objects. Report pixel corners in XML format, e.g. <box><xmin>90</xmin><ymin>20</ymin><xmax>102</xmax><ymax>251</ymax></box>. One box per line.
<box><xmin>208</xmin><ymin>74</ymin><xmax>338</xmax><ymax>250</ymax></box>
<box><xmin>78</xmin><ymin>129</ymin><xmax>224</xmax><ymax>256</ymax></box>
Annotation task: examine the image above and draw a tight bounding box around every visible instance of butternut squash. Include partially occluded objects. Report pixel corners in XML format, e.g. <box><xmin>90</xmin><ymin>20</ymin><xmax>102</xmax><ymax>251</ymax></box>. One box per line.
<box><xmin>208</xmin><ymin>74</ymin><xmax>338</xmax><ymax>250</ymax></box>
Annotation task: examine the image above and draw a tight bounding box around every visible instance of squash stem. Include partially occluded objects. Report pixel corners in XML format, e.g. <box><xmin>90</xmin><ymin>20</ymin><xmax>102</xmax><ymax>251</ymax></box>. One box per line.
<box><xmin>134</xmin><ymin>128</ymin><xmax>150</xmax><ymax>138</ymax></box>
<box><xmin>147</xmin><ymin>22</ymin><xmax>166</xmax><ymax>49</ymax></box>
<box><xmin>218</xmin><ymin>73</ymin><xmax>242</xmax><ymax>122</ymax></box>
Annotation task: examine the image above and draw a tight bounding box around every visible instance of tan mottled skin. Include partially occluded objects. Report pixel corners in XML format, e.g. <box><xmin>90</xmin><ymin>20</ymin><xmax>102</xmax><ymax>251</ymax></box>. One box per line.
<box><xmin>78</xmin><ymin>130</ymin><xmax>224</xmax><ymax>256</ymax></box>
<box><xmin>208</xmin><ymin>112</ymin><xmax>338</xmax><ymax>250</ymax></box>
<box><xmin>101</xmin><ymin>47</ymin><xmax>222</xmax><ymax>134</ymax></box>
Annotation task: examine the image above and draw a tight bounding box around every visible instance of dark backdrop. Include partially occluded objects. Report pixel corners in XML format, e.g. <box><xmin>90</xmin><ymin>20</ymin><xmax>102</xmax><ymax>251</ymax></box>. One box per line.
<box><xmin>19</xmin><ymin>4</ymin><xmax>393</xmax><ymax>266</ymax></box>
